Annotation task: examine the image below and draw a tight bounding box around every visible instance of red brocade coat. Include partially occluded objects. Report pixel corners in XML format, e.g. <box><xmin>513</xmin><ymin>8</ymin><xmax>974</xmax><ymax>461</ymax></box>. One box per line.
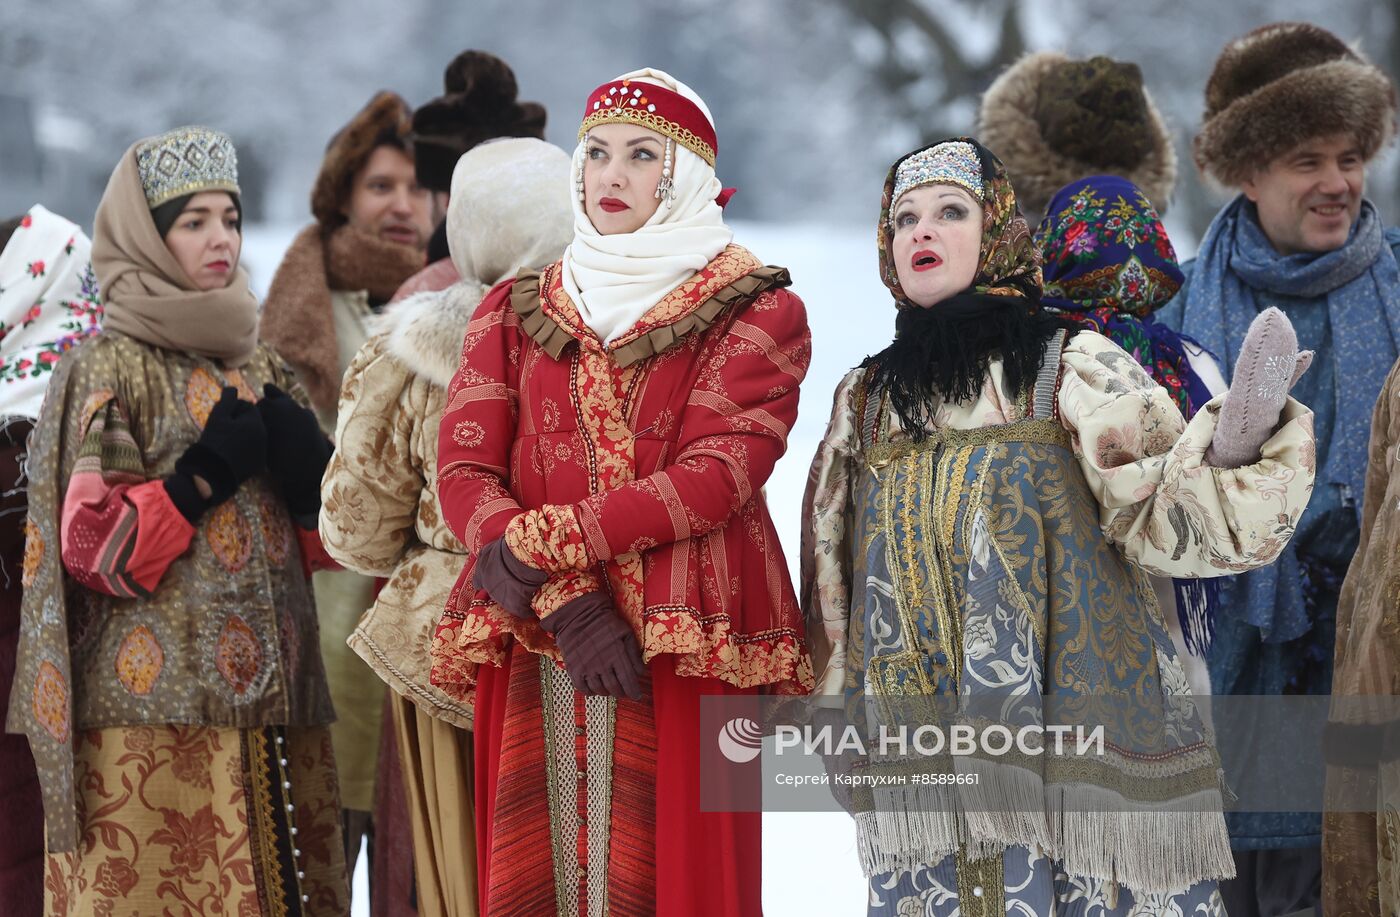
<box><xmin>430</xmin><ymin>244</ymin><xmax>814</xmax><ymax>698</ymax></box>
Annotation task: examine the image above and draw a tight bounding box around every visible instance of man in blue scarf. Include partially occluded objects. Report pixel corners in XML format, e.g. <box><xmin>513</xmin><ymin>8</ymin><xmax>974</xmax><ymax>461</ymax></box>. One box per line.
<box><xmin>1157</xmin><ymin>21</ymin><xmax>1400</xmax><ymax>917</ymax></box>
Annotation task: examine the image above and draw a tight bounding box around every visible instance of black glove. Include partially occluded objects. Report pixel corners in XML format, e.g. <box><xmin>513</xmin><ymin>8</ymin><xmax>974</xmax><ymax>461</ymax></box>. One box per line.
<box><xmin>165</xmin><ymin>387</ymin><xmax>267</xmax><ymax>523</ymax></box>
<box><xmin>258</xmin><ymin>383</ymin><xmax>333</xmax><ymax>528</ymax></box>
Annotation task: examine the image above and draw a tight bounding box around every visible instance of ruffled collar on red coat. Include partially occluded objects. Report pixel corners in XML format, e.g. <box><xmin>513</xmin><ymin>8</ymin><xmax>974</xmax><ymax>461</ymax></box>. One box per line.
<box><xmin>510</xmin><ymin>243</ymin><xmax>792</xmax><ymax>367</ymax></box>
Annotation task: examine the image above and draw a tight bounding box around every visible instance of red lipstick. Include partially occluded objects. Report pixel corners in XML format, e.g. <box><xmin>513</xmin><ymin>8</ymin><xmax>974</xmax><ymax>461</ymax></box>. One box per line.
<box><xmin>599</xmin><ymin>197</ymin><xmax>630</xmax><ymax>213</ymax></box>
<box><xmin>911</xmin><ymin>249</ymin><xmax>942</xmax><ymax>272</ymax></box>
<box><xmin>206</xmin><ymin>259</ymin><xmax>230</xmax><ymax>273</ymax></box>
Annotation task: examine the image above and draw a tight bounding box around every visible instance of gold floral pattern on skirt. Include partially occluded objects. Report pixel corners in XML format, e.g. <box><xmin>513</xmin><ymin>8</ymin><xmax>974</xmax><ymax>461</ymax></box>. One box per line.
<box><xmin>184</xmin><ymin>367</ymin><xmax>224</xmax><ymax>428</ymax></box>
<box><xmin>259</xmin><ymin>493</ymin><xmax>292</xmax><ymax>566</ymax></box>
<box><xmin>185</xmin><ymin>367</ymin><xmax>256</xmax><ymax>428</ymax></box>
<box><xmin>223</xmin><ymin>367</ymin><xmax>258</xmax><ymax>403</ymax></box>
<box><xmin>44</xmin><ymin>725</ymin><xmax>348</xmax><ymax>916</ymax></box>
<box><xmin>21</xmin><ymin>517</ymin><xmax>42</xmax><ymax>587</ymax></box>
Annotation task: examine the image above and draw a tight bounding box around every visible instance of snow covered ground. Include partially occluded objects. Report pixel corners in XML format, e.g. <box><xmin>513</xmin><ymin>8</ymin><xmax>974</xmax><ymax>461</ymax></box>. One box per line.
<box><xmin>243</xmin><ymin>220</ymin><xmax>887</xmax><ymax>914</ymax></box>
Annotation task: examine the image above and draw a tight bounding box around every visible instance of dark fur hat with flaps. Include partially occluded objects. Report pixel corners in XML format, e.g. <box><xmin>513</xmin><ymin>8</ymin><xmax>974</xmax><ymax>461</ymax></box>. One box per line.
<box><xmin>1195</xmin><ymin>22</ymin><xmax>1398</xmax><ymax>187</ymax></box>
<box><xmin>978</xmin><ymin>51</ymin><xmax>1177</xmax><ymax>220</ymax></box>
<box><xmin>411</xmin><ymin>50</ymin><xmax>547</xmax><ymax>193</ymax></box>
<box><xmin>311</xmin><ymin>91</ymin><xmax>414</xmax><ymax>229</ymax></box>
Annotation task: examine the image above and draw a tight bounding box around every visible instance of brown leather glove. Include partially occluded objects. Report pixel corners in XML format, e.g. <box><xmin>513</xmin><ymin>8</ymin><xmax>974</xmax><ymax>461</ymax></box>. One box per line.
<box><xmin>1206</xmin><ymin>307</ymin><xmax>1313</xmax><ymax>469</ymax></box>
<box><xmin>472</xmin><ymin>536</ymin><xmax>547</xmax><ymax>618</ymax></box>
<box><xmin>540</xmin><ymin>591</ymin><xmax>646</xmax><ymax>701</ymax></box>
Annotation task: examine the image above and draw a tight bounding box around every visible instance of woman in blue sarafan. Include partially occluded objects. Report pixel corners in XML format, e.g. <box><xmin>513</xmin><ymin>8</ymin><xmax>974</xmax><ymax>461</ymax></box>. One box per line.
<box><xmin>801</xmin><ymin>138</ymin><xmax>1318</xmax><ymax>915</ymax></box>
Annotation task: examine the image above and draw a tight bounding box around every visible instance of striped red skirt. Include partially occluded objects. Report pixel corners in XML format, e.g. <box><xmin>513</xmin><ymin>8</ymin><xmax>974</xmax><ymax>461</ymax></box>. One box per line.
<box><xmin>474</xmin><ymin>643</ymin><xmax>763</xmax><ymax>916</ymax></box>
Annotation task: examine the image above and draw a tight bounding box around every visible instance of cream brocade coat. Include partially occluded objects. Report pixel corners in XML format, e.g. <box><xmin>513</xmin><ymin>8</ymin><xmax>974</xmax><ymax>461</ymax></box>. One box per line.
<box><xmin>803</xmin><ymin>329</ymin><xmax>1318</xmax><ymax>700</ymax></box>
<box><xmin>319</xmin><ymin>281</ymin><xmax>485</xmax><ymax>729</ymax></box>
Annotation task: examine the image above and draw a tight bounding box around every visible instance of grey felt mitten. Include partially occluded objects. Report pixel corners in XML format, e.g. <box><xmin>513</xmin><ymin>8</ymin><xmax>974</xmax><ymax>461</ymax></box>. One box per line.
<box><xmin>1205</xmin><ymin>307</ymin><xmax>1313</xmax><ymax>469</ymax></box>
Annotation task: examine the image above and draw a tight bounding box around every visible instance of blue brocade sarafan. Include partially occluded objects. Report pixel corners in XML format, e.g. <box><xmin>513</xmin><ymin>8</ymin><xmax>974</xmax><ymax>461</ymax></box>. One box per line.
<box><xmin>844</xmin><ymin>333</ymin><xmax>1229</xmax><ymax>915</ymax></box>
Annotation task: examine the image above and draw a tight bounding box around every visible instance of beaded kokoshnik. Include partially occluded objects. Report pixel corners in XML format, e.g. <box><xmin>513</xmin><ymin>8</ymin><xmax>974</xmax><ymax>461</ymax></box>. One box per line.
<box><xmin>575</xmin><ymin>77</ymin><xmax>718</xmax><ymax>210</ymax></box>
<box><xmin>889</xmin><ymin>141</ymin><xmax>985</xmax><ymax>220</ymax></box>
<box><xmin>135</xmin><ymin>126</ymin><xmax>241</xmax><ymax>209</ymax></box>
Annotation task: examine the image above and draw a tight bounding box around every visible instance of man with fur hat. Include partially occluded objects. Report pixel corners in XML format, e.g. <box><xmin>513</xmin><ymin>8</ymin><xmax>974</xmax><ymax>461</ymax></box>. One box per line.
<box><xmin>362</xmin><ymin>53</ymin><xmax>547</xmax><ymax>915</ymax></box>
<box><xmin>977</xmin><ymin>51</ymin><xmax>1177</xmax><ymax>225</ymax></box>
<box><xmin>259</xmin><ymin>90</ymin><xmax>433</xmax><ymax>882</ymax></box>
<box><xmin>1156</xmin><ymin>22</ymin><xmax>1400</xmax><ymax>916</ymax></box>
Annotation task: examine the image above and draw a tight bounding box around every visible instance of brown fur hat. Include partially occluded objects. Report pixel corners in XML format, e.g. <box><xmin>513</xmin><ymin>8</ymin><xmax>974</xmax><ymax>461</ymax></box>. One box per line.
<box><xmin>411</xmin><ymin>50</ymin><xmax>547</xmax><ymax>193</ymax></box>
<box><xmin>1195</xmin><ymin>22</ymin><xmax>1398</xmax><ymax>187</ymax></box>
<box><xmin>978</xmin><ymin>51</ymin><xmax>1177</xmax><ymax>220</ymax></box>
<box><xmin>310</xmin><ymin>90</ymin><xmax>414</xmax><ymax>228</ymax></box>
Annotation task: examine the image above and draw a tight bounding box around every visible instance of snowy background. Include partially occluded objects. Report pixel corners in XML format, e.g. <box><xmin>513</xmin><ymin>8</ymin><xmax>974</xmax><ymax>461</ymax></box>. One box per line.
<box><xmin>8</xmin><ymin>0</ymin><xmax>1400</xmax><ymax>912</ymax></box>
<box><xmin>4</xmin><ymin>0</ymin><xmax>1399</xmax><ymax>239</ymax></box>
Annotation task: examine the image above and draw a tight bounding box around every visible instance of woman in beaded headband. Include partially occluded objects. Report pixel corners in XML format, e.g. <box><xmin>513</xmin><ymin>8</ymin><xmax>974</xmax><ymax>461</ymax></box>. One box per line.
<box><xmin>9</xmin><ymin>126</ymin><xmax>349</xmax><ymax>913</ymax></box>
<box><xmin>561</xmin><ymin>67</ymin><xmax>734</xmax><ymax>346</ymax></box>
<box><xmin>801</xmin><ymin>138</ymin><xmax>1319</xmax><ymax>914</ymax></box>
<box><xmin>868</xmin><ymin>137</ymin><xmax>1067</xmax><ymax>436</ymax></box>
<box><xmin>432</xmin><ymin>67</ymin><xmax>813</xmax><ymax>914</ymax></box>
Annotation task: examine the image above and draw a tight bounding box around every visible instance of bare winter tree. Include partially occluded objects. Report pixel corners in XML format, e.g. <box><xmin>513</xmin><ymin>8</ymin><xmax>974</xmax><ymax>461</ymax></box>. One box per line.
<box><xmin>0</xmin><ymin>0</ymin><xmax>1393</xmax><ymax>237</ymax></box>
<box><xmin>831</xmin><ymin>0</ymin><xmax>1026</xmax><ymax>144</ymax></box>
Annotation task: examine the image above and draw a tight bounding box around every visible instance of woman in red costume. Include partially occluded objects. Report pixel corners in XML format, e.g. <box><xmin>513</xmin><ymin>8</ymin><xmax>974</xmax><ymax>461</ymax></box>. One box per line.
<box><xmin>431</xmin><ymin>68</ymin><xmax>813</xmax><ymax>916</ymax></box>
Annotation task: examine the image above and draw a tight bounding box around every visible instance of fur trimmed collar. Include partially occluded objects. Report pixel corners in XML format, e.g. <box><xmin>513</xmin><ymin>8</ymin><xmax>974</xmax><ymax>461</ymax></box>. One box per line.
<box><xmin>260</xmin><ymin>224</ymin><xmax>340</xmax><ymax>415</ymax></box>
<box><xmin>378</xmin><ymin>279</ymin><xmax>491</xmax><ymax>389</ymax></box>
<box><xmin>261</xmin><ymin>223</ymin><xmax>425</xmax><ymax>414</ymax></box>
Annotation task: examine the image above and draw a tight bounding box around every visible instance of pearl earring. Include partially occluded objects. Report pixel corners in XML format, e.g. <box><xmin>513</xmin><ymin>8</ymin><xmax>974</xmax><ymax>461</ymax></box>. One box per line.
<box><xmin>655</xmin><ymin>137</ymin><xmax>675</xmax><ymax>207</ymax></box>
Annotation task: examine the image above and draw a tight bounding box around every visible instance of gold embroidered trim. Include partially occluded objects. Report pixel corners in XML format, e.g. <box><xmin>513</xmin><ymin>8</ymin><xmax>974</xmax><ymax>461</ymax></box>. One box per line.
<box><xmin>541</xmin><ymin>656</ymin><xmax>578</xmax><ymax>915</ymax></box>
<box><xmin>865</xmin><ymin>418</ymin><xmax>1070</xmax><ymax>469</ymax></box>
<box><xmin>1043</xmin><ymin>753</ymin><xmax>1225</xmax><ymax>803</ymax></box>
<box><xmin>584</xmin><ymin>694</ymin><xmax>616</xmax><ymax>916</ymax></box>
<box><xmin>877</xmin><ymin>451</ymin><xmax>939</xmax><ymax>699</ymax></box>
<box><xmin>244</xmin><ymin>728</ymin><xmax>291</xmax><ymax>915</ymax></box>
<box><xmin>579</xmin><ymin>109</ymin><xmax>717</xmax><ymax>166</ymax></box>
<box><xmin>933</xmin><ymin>446</ymin><xmax>965</xmax><ymax>681</ymax></box>
<box><xmin>956</xmin><ymin>846</ymin><xmax>1004</xmax><ymax>915</ymax></box>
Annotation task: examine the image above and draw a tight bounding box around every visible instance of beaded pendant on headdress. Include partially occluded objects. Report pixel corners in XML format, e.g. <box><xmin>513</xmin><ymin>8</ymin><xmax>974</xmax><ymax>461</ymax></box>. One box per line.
<box><xmin>578</xmin><ymin>78</ymin><xmax>717</xmax><ymax>167</ymax></box>
<box><xmin>135</xmin><ymin>126</ymin><xmax>240</xmax><ymax>209</ymax></box>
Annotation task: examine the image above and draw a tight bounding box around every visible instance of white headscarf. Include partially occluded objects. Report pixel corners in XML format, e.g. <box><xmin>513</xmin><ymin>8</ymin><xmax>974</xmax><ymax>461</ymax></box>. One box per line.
<box><xmin>560</xmin><ymin>68</ymin><xmax>733</xmax><ymax>345</ymax></box>
<box><xmin>0</xmin><ymin>205</ymin><xmax>103</xmax><ymax>419</ymax></box>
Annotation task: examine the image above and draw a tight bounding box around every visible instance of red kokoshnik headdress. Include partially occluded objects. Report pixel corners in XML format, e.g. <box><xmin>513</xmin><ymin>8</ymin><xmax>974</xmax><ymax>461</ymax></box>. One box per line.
<box><xmin>578</xmin><ymin>77</ymin><xmax>718</xmax><ymax>167</ymax></box>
